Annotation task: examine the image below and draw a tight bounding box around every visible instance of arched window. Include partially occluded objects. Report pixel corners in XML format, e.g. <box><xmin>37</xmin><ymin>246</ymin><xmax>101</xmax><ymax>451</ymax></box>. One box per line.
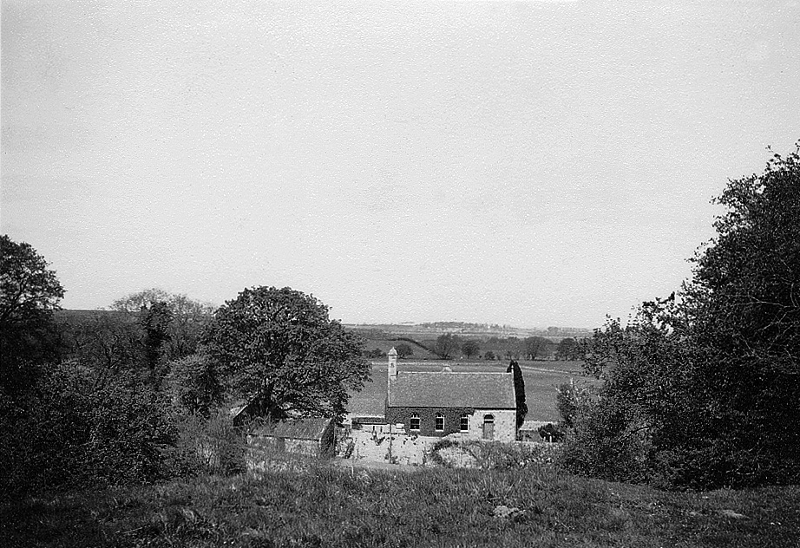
<box><xmin>435</xmin><ymin>413</ymin><xmax>445</xmax><ymax>431</ymax></box>
<box><xmin>482</xmin><ymin>414</ymin><xmax>495</xmax><ymax>440</ymax></box>
<box><xmin>410</xmin><ymin>413</ymin><xmax>420</xmax><ymax>431</ymax></box>
<box><xmin>460</xmin><ymin>413</ymin><xmax>470</xmax><ymax>432</ymax></box>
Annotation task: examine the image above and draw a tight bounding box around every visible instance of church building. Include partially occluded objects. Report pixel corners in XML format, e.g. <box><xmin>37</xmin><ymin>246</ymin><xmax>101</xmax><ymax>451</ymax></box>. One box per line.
<box><xmin>384</xmin><ymin>347</ymin><xmax>518</xmax><ymax>442</ymax></box>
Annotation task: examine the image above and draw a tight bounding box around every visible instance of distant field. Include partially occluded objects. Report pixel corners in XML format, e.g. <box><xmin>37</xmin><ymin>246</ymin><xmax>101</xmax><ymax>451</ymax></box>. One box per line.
<box><xmin>347</xmin><ymin>359</ymin><xmax>595</xmax><ymax>422</ymax></box>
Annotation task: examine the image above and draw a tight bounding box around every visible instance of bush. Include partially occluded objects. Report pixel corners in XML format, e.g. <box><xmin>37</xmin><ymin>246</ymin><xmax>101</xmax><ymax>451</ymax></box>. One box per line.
<box><xmin>169</xmin><ymin>411</ymin><xmax>245</xmax><ymax>477</ymax></box>
<box><xmin>0</xmin><ymin>362</ymin><xmax>174</xmax><ymax>495</ymax></box>
<box><xmin>167</xmin><ymin>354</ymin><xmax>223</xmax><ymax>417</ymax></box>
<box><xmin>556</xmin><ymin>397</ymin><xmax>650</xmax><ymax>484</ymax></box>
<box><xmin>536</xmin><ymin>423</ymin><xmax>564</xmax><ymax>442</ymax></box>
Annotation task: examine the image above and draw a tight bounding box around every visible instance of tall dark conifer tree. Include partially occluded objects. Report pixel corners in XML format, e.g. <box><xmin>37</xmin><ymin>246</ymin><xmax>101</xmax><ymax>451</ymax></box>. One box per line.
<box><xmin>507</xmin><ymin>359</ymin><xmax>527</xmax><ymax>428</ymax></box>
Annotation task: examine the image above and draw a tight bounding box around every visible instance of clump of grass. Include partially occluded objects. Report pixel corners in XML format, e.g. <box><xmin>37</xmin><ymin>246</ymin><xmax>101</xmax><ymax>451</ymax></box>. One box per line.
<box><xmin>2</xmin><ymin>462</ymin><xmax>799</xmax><ymax>547</ymax></box>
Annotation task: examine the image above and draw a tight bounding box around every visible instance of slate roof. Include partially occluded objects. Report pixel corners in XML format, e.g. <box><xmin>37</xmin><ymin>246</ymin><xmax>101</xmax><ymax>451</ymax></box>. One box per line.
<box><xmin>388</xmin><ymin>371</ymin><xmax>516</xmax><ymax>409</ymax></box>
<box><xmin>252</xmin><ymin>417</ymin><xmax>333</xmax><ymax>440</ymax></box>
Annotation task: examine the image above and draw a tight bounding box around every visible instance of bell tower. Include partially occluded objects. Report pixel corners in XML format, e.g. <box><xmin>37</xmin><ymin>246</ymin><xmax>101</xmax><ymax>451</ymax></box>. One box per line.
<box><xmin>388</xmin><ymin>347</ymin><xmax>398</xmax><ymax>380</ymax></box>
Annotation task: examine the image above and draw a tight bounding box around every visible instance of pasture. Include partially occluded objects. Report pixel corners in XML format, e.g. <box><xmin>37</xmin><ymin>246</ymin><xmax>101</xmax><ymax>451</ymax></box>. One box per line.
<box><xmin>348</xmin><ymin>360</ymin><xmax>594</xmax><ymax>422</ymax></box>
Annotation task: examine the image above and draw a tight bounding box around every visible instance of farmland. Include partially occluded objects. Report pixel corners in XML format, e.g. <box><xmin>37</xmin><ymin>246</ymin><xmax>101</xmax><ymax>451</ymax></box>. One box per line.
<box><xmin>348</xmin><ymin>359</ymin><xmax>593</xmax><ymax>422</ymax></box>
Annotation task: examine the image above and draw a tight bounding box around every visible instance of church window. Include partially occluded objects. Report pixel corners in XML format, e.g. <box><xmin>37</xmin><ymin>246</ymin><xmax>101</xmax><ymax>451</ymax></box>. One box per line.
<box><xmin>435</xmin><ymin>413</ymin><xmax>445</xmax><ymax>431</ymax></box>
<box><xmin>410</xmin><ymin>413</ymin><xmax>420</xmax><ymax>431</ymax></box>
<box><xmin>460</xmin><ymin>413</ymin><xmax>470</xmax><ymax>432</ymax></box>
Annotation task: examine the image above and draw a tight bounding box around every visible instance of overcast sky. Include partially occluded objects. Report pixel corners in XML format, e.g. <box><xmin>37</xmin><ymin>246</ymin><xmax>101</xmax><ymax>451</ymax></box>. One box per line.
<box><xmin>2</xmin><ymin>0</ymin><xmax>798</xmax><ymax>328</ymax></box>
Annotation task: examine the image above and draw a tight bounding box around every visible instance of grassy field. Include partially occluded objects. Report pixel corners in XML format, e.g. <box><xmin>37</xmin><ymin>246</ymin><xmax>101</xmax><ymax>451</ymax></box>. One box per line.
<box><xmin>348</xmin><ymin>360</ymin><xmax>593</xmax><ymax>422</ymax></box>
<box><xmin>3</xmin><ymin>461</ymin><xmax>798</xmax><ymax>547</ymax></box>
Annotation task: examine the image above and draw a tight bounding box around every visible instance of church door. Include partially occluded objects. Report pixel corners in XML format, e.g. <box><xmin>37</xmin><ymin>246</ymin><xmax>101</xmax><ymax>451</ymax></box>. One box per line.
<box><xmin>482</xmin><ymin>415</ymin><xmax>495</xmax><ymax>440</ymax></box>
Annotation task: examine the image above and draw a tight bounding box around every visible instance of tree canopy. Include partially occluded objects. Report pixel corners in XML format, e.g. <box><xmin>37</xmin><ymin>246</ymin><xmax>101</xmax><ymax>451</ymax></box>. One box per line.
<box><xmin>110</xmin><ymin>288</ymin><xmax>215</xmax><ymax>362</ymax></box>
<box><xmin>201</xmin><ymin>286</ymin><xmax>370</xmax><ymax>421</ymax></box>
<box><xmin>434</xmin><ymin>333</ymin><xmax>461</xmax><ymax>359</ymax></box>
<box><xmin>562</xmin><ymin>143</ymin><xmax>800</xmax><ymax>489</ymax></box>
<box><xmin>461</xmin><ymin>339</ymin><xmax>480</xmax><ymax>359</ymax></box>
<box><xmin>395</xmin><ymin>343</ymin><xmax>414</xmax><ymax>359</ymax></box>
<box><xmin>556</xmin><ymin>337</ymin><xmax>581</xmax><ymax>361</ymax></box>
<box><xmin>1</xmin><ymin>235</ymin><xmax>65</xmax><ymax>391</ymax></box>
<box><xmin>524</xmin><ymin>336</ymin><xmax>551</xmax><ymax>360</ymax></box>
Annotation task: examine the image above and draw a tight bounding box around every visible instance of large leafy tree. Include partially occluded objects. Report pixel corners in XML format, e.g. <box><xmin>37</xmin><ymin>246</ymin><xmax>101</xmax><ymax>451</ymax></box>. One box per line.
<box><xmin>59</xmin><ymin>311</ymin><xmax>142</xmax><ymax>380</ymax></box>
<box><xmin>461</xmin><ymin>339</ymin><xmax>480</xmax><ymax>359</ymax></box>
<box><xmin>683</xmin><ymin>144</ymin><xmax>800</xmax><ymax>485</ymax></box>
<box><xmin>1</xmin><ymin>235</ymin><xmax>65</xmax><ymax>391</ymax></box>
<box><xmin>563</xmin><ymin>144</ymin><xmax>800</xmax><ymax>488</ymax></box>
<box><xmin>524</xmin><ymin>336</ymin><xmax>551</xmax><ymax>360</ymax></box>
<box><xmin>202</xmin><ymin>286</ymin><xmax>370</xmax><ymax>421</ymax></box>
<box><xmin>168</xmin><ymin>353</ymin><xmax>224</xmax><ymax>417</ymax></box>
<box><xmin>556</xmin><ymin>337</ymin><xmax>581</xmax><ymax>361</ymax></box>
<box><xmin>110</xmin><ymin>288</ymin><xmax>215</xmax><ymax>361</ymax></box>
<box><xmin>395</xmin><ymin>343</ymin><xmax>414</xmax><ymax>359</ymax></box>
<box><xmin>434</xmin><ymin>333</ymin><xmax>461</xmax><ymax>359</ymax></box>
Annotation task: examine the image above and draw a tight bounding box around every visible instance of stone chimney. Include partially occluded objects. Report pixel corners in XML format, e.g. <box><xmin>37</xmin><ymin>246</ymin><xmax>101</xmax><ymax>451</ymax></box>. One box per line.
<box><xmin>388</xmin><ymin>347</ymin><xmax>398</xmax><ymax>380</ymax></box>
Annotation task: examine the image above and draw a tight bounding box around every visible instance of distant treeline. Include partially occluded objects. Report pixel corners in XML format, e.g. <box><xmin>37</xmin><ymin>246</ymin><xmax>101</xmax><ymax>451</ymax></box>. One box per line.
<box><xmin>360</xmin><ymin>331</ymin><xmax>583</xmax><ymax>361</ymax></box>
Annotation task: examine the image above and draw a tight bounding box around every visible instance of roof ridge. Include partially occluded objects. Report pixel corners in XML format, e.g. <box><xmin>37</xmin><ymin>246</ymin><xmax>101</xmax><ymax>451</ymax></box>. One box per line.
<box><xmin>396</xmin><ymin>371</ymin><xmax>512</xmax><ymax>375</ymax></box>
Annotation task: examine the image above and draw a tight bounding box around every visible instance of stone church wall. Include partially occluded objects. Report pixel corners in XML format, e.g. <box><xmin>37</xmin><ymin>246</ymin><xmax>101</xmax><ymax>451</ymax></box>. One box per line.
<box><xmin>466</xmin><ymin>409</ymin><xmax>517</xmax><ymax>442</ymax></box>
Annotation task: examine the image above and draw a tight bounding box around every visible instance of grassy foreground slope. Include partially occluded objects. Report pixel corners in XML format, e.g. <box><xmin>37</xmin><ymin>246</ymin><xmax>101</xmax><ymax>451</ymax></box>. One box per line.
<box><xmin>3</xmin><ymin>463</ymin><xmax>798</xmax><ymax>548</ymax></box>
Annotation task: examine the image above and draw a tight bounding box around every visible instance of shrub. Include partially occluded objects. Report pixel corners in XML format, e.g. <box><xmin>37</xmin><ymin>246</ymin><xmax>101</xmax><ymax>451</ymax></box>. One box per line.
<box><xmin>0</xmin><ymin>362</ymin><xmax>174</xmax><ymax>495</ymax></box>
<box><xmin>536</xmin><ymin>423</ymin><xmax>564</xmax><ymax>442</ymax></box>
<box><xmin>167</xmin><ymin>353</ymin><xmax>223</xmax><ymax>417</ymax></box>
<box><xmin>556</xmin><ymin>397</ymin><xmax>650</xmax><ymax>484</ymax></box>
<box><xmin>169</xmin><ymin>411</ymin><xmax>245</xmax><ymax>477</ymax></box>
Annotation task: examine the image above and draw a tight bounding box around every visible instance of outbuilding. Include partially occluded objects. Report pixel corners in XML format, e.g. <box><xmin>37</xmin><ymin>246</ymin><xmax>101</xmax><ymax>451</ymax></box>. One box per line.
<box><xmin>247</xmin><ymin>417</ymin><xmax>336</xmax><ymax>458</ymax></box>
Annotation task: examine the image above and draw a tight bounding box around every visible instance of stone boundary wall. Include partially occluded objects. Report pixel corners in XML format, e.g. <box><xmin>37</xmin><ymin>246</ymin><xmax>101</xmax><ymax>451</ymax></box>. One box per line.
<box><xmin>336</xmin><ymin>427</ymin><xmax>559</xmax><ymax>467</ymax></box>
<box><xmin>336</xmin><ymin>427</ymin><xmax>437</xmax><ymax>465</ymax></box>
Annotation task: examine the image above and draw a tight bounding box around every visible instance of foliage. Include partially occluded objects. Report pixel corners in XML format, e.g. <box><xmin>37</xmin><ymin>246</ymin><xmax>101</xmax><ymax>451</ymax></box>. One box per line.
<box><xmin>167</xmin><ymin>353</ymin><xmax>224</xmax><ymax>417</ymax></box>
<box><xmin>57</xmin><ymin>311</ymin><xmax>142</xmax><ymax>376</ymax></box>
<box><xmin>483</xmin><ymin>336</ymin><xmax>526</xmax><ymax>359</ymax></box>
<box><xmin>364</xmin><ymin>347</ymin><xmax>386</xmax><ymax>359</ymax></box>
<box><xmin>169</xmin><ymin>411</ymin><xmax>244</xmax><ymax>477</ymax></box>
<box><xmin>461</xmin><ymin>339</ymin><xmax>480</xmax><ymax>358</ymax></box>
<box><xmin>140</xmin><ymin>301</ymin><xmax>173</xmax><ymax>382</ymax></box>
<box><xmin>202</xmin><ymin>286</ymin><xmax>370</xmax><ymax>421</ymax></box>
<box><xmin>506</xmin><ymin>360</ymin><xmax>528</xmax><ymax>428</ymax></box>
<box><xmin>0</xmin><ymin>362</ymin><xmax>174</xmax><ymax>495</ymax></box>
<box><xmin>682</xmin><ymin>144</ymin><xmax>800</xmax><ymax>486</ymax></box>
<box><xmin>395</xmin><ymin>343</ymin><xmax>414</xmax><ymax>359</ymax></box>
<box><xmin>557</xmin><ymin>393</ymin><xmax>654</xmax><ymax>484</ymax></box>
<box><xmin>0</xmin><ymin>235</ymin><xmax>65</xmax><ymax>392</ymax></box>
<box><xmin>560</xmin><ymin>144</ymin><xmax>800</xmax><ymax>489</ymax></box>
<box><xmin>57</xmin><ymin>306</ymin><xmax>172</xmax><ymax>386</ymax></box>
<box><xmin>433</xmin><ymin>332</ymin><xmax>461</xmax><ymax>359</ymax></box>
<box><xmin>536</xmin><ymin>423</ymin><xmax>564</xmax><ymax>442</ymax></box>
<box><xmin>484</xmin><ymin>350</ymin><xmax>496</xmax><ymax>360</ymax></box>
<box><xmin>555</xmin><ymin>380</ymin><xmax>594</xmax><ymax>429</ymax></box>
<box><xmin>524</xmin><ymin>336</ymin><xmax>552</xmax><ymax>360</ymax></box>
<box><xmin>556</xmin><ymin>337</ymin><xmax>581</xmax><ymax>360</ymax></box>
<box><xmin>110</xmin><ymin>288</ymin><xmax>215</xmax><ymax>362</ymax></box>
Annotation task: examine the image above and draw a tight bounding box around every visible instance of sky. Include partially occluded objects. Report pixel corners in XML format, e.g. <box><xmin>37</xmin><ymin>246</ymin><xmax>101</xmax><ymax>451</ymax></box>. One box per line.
<box><xmin>2</xmin><ymin>0</ymin><xmax>799</xmax><ymax>328</ymax></box>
